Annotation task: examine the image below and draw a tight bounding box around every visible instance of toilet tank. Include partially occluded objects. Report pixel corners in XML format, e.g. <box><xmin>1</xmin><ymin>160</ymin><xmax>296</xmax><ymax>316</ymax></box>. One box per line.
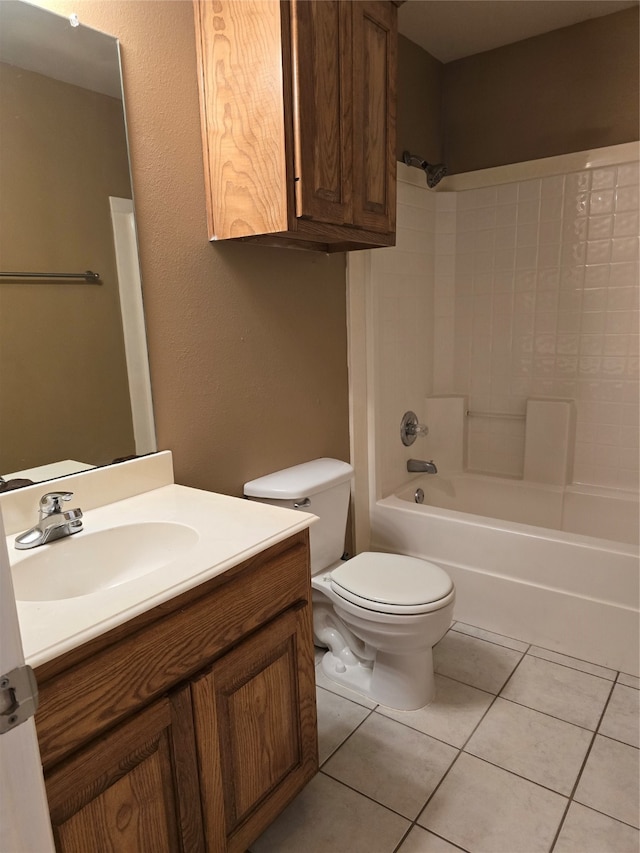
<box><xmin>244</xmin><ymin>458</ymin><xmax>353</xmax><ymax>575</ymax></box>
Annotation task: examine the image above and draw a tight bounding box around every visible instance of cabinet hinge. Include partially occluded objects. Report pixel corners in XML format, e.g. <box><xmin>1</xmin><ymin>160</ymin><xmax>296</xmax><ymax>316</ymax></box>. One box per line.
<box><xmin>0</xmin><ymin>665</ymin><xmax>39</xmax><ymax>734</ymax></box>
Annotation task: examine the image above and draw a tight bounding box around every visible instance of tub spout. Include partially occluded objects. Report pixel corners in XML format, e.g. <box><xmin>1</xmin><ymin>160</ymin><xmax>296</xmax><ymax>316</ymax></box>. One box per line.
<box><xmin>407</xmin><ymin>459</ymin><xmax>437</xmax><ymax>474</ymax></box>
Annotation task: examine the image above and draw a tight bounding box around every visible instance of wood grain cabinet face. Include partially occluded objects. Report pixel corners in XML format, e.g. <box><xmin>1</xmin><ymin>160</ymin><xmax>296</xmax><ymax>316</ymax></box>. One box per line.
<box><xmin>192</xmin><ymin>607</ymin><xmax>317</xmax><ymax>853</ymax></box>
<box><xmin>45</xmin><ymin>691</ymin><xmax>202</xmax><ymax>853</ymax></box>
<box><xmin>36</xmin><ymin>532</ymin><xmax>318</xmax><ymax>853</ymax></box>
<box><xmin>351</xmin><ymin>0</ymin><xmax>397</xmax><ymax>234</ymax></box>
<box><xmin>193</xmin><ymin>0</ymin><xmax>398</xmax><ymax>251</ymax></box>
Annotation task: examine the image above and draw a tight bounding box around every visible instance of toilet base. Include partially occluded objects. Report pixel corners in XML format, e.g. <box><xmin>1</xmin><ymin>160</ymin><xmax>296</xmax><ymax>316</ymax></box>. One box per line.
<box><xmin>320</xmin><ymin>646</ymin><xmax>436</xmax><ymax>711</ymax></box>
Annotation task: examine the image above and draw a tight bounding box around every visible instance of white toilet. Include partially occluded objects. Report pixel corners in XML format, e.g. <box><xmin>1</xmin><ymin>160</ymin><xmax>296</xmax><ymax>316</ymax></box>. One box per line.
<box><xmin>244</xmin><ymin>458</ymin><xmax>455</xmax><ymax>710</ymax></box>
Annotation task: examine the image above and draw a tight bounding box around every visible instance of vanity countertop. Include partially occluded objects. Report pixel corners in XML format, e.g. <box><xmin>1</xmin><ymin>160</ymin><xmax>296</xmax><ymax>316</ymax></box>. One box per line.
<box><xmin>8</xmin><ymin>483</ymin><xmax>314</xmax><ymax>668</ymax></box>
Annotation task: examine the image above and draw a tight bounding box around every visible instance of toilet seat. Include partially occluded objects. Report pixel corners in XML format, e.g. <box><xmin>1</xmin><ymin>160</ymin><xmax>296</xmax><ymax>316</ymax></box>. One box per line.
<box><xmin>330</xmin><ymin>552</ymin><xmax>454</xmax><ymax>615</ymax></box>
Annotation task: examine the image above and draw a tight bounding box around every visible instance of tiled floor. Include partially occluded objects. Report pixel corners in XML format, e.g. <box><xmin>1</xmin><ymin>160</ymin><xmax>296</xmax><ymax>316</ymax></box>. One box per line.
<box><xmin>251</xmin><ymin>622</ymin><xmax>640</xmax><ymax>853</ymax></box>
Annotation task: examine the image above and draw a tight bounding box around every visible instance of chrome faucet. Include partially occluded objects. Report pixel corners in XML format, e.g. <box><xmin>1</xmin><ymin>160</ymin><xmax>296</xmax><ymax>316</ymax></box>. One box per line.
<box><xmin>407</xmin><ymin>459</ymin><xmax>438</xmax><ymax>474</ymax></box>
<box><xmin>14</xmin><ymin>491</ymin><xmax>83</xmax><ymax>550</ymax></box>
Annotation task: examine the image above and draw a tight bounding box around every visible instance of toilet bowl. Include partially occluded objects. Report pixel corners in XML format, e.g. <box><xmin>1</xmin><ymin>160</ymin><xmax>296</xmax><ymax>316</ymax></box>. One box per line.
<box><xmin>244</xmin><ymin>458</ymin><xmax>455</xmax><ymax>711</ymax></box>
<box><xmin>313</xmin><ymin>553</ymin><xmax>454</xmax><ymax>709</ymax></box>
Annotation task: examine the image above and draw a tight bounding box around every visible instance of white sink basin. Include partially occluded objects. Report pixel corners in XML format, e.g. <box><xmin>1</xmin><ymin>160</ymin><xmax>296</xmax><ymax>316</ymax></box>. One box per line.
<box><xmin>12</xmin><ymin>521</ymin><xmax>199</xmax><ymax>601</ymax></box>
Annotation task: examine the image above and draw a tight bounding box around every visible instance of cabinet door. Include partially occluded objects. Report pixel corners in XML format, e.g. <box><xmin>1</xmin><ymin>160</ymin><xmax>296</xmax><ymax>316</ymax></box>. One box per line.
<box><xmin>352</xmin><ymin>0</ymin><xmax>397</xmax><ymax>234</ymax></box>
<box><xmin>290</xmin><ymin>0</ymin><xmax>353</xmax><ymax>225</ymax></box>
<box><xmin>191</xmin><ymin>606</ymin><xmax>318</xmax><ymax>853</ymax></box>
<box><xmin>45</xmin><ymin>690</ymin><xmax>204</xmax><ymax>853</ymax></box>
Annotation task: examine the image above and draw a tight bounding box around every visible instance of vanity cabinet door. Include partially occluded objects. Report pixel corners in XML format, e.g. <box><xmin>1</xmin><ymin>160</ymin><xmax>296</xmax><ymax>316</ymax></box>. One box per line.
<box><xmin>191</xmin><ymin>605</ymin><xmax>318</xmax><ymax>853</ymax></box>
<box><xmin>44</xmin><ymin>689</ymin><xmax>205</xmax><ymax>853</ymax></box>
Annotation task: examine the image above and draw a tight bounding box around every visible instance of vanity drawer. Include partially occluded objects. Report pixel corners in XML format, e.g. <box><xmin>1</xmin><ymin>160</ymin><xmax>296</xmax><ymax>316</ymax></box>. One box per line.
<box><xmin>35</xmin><ymin>530</ymin><xmax>310</xmax><ymax>770</ymax></box>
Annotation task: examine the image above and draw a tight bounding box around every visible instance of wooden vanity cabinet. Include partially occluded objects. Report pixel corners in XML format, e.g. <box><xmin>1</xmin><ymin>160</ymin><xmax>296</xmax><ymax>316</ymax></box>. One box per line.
<box><xmin>193</xmin><ymin>0</ymin><xmax>398</xmax><ymax>252</ymax></box>
<box><xmin>34</xmin><ymin>531</ymin><xmax>318</xmax><ymax>852</ymax></box>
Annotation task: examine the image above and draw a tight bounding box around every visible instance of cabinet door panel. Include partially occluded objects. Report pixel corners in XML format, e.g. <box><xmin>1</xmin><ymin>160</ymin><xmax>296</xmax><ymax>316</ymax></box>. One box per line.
<box><xmin>352</xmin><ymin>0</ymin><xmax>397</xmax><ymax>233</ymax></box>
<box><xmin>45</xmin><ymin>695</ymin><xmax>202</xmax><ymax>853</ymax></box>
<box><xmin>193</xmin><ymin>0</ymin><xmax>289</xmax><ymax>240</ymax></box>
<box><xmin>192</xmin><ymin>606</ymin><xmax>317</xmax><ymax>853</ymax></box>
<box><xmin>291</xmin><ymin>0</ymin><xmax>353</xmax><ymax>225</ymax></box>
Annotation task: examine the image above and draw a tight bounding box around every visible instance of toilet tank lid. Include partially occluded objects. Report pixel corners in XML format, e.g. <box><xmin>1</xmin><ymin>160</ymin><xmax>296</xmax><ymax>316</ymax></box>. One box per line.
<box><xmin>244</xmin><ymin>458</ymin><xmax>353</xmax><ymax>499</ymax></box>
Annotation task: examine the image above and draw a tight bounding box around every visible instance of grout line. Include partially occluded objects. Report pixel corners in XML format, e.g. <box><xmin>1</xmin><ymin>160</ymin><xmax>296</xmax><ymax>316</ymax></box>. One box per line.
<box><xmin>370</xmin><ymin>706</ymin><xmax>468</xmax><ymax>752</ymax></box>
<box><xmin>318</xmin><ymin>706</ymin><xmax>375</xmax><ymax>768</ymax></box>
<box><xmin>548</xmin><ymin>676</ymin><xmax>618</xmax><ymax>853</ymax></box>
<box><xmin>431</xmin><ymin>670</ymin><xmax>499</xmax><ymax>696</ymax></box>
<box><xmin>615</xmin><ymin>673</ymin><xmax>640</xmax><ymax>691</ymax></box>
<box><xmin>391</xmin><ymin>824</ymin><xmax>414</xmax><ymax>853</ymax></box>
<box><xmin>520</xmin><ymin>651</ymin><xmax>619</xmax><ymax>684</ymax></box>
<box><xmin>459</xmin><ymin>751</ymin><xmax>572</xmax><ymax>800</ymax></box>
<box><xmin>451</xmin><ymin>621</ymin><xmax>531</xmax><ymax>653</ymax></box>
<box><xmin>566</xmin><ymin>801</ymin><xmax>640</xmax><ymax>833</ymax></box>
<box><xmin>495</xmin><ymin>694</ymin><xmax>605</xmax><ymax>735</ymax></box>
<box><xmin>393</xmin><ymin>824</ymin><xmax>471</xmax><ymax>853</ymax></box>
<box><xmin>595</xmin><ymin>731</ymin><xmax>640</xmax><ymax>751</ymax></box>
<box><xmin>407</xmin><ymin>687</ymin><xmax>505</xmax><ymax>833</ymax></box>
<box><xmin>408</xmin><ymin>747</ymin><xmax>465</xmax><ymax>828</ymax></box>
<box><xmin>489</xmin><ymin>643</ymin><xmax>530</xmax><ymax>696</ymax></box>
<box><xmin>524</xmin><ymin>648</ymin><xmax>619</xmax><ymax>682</ymax></box>
<box><xmin>317</xmin><ymin>768</ymin><xmax>413</xmax><ymax>824</ymax></box>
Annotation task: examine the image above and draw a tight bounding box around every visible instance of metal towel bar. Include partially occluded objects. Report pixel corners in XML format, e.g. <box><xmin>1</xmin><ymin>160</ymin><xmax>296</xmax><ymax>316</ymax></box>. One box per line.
<box><xmin>0</xmin><ymin>270</ymin><xmax>100</xmax><ymax>282</ymax></box>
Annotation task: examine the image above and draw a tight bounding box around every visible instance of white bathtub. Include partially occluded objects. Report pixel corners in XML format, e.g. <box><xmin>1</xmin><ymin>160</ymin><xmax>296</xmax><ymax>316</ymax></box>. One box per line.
<box><xmin>371</xmin><ymin>473</ymin><xmax>640</xmax><ymax>676</ymax></box>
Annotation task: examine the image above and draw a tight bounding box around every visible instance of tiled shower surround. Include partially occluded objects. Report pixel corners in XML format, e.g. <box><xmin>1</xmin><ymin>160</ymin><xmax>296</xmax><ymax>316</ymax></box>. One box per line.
<box><xmin>373</xmin><ymin>153</ymin><xmax>640</xmax><ymax>494</ymax></box>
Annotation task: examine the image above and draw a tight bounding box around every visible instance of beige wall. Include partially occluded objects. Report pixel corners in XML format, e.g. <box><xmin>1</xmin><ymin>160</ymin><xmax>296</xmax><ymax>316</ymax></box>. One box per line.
<box><xmin>0</xmin><ymin>62</ymin><xmax>135</xmax><ymax>473</ymax></box>
<box><xmin>443</xmin><ymin>8</ymin><xmax>640</xmax><ymax>173</ymax></box>
<box><xmin>30</xmin><ymin>1</ymin><xmax>350</xmax><ymax>496</ymax></box>
<box><xmin>396</xmin><ymin>35</ymin><xmax>444</xmax><ymax>165</ymax></box>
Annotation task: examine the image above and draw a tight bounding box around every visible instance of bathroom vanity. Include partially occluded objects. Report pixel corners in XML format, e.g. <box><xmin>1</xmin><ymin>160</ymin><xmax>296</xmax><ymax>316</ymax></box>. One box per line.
<box><xmin>3</xmin><ymin>453</ymin><xmax>318</xmax><ymax>852</ymax></box>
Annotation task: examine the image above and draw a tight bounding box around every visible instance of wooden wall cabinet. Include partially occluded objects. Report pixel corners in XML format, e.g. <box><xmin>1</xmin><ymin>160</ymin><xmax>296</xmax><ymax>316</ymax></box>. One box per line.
<box><xmin>193</xmin><ymin>0</ymin><xmax>398</xmax><ymax>252</ymax></box>
<box><xmin>35</xmin><ymin>532</ymin><xmax>318</xmax><ymax>852</ymax></box>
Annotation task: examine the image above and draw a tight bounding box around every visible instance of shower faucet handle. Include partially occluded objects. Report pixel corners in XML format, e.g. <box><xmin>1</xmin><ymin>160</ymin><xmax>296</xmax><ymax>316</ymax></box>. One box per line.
<box><xmin>400</xmin><ymin>411</ymin><xmax>429</xmax><ymax>446</ymax></box>
<box><xmin>409</xmin><ymin>423</ymin><xmax>429</xmax><ymax>438</ymax></box>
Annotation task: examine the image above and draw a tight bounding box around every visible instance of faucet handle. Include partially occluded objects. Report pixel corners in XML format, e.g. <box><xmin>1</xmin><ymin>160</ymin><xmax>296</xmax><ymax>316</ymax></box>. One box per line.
<box><xmin>39</xmin><ymin>491</ymin><xmax>73</xmax><ymax>514</ymax></box>
<box><xmin>400</xmin><ymin>411</ymin><xmax>429</xmax><ymax>446</ymax></box>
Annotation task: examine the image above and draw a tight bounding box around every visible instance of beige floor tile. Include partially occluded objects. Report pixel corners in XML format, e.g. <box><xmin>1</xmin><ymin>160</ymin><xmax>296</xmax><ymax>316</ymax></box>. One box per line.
<box><xmin>377</xmin><ymin>674</ymin><xmax>494</xmax><ymax>748</ymax></box>
<box><xmin>500</xmin><ymin>655</ymin><xmax>612</xmax><ymax>729</ymax></box>
<box><xmin>554</xmin><ymin>802</ymin><xmax>640</xmax><ymax>853</ymax></box>
<box><xmin>527</xmin><ymin>646</ymin><xmax>617</xmax><ymax>680</ymax></box>
<box><xmin>599</xmin><ymin>683</ymin><xmax>640</xmax><ymax>747</ymax></box>
<box><xmin>316</xmin><ymin>686</ymin><xmax>371</xmax><ymax>764</ymax></box>
<box><xmin>323</xmin><ymin>712</ymin><xmax>457</xmax><ymax>819</ymax></box>
<box><xmin>465</xmin><ymin>697</ymin><xmax>592</xmax><ymax>794</ymax></box>
<box><xmin>452</xmin><ymin>622</ymin><xmax>529</xmax><ymax>652</ymax></box>
<box><xmin>251</xmin><ymin>772</ymin><xmax>410</xmax><ymax>853</ymax></box>
<box><xmin>433</xmin><ymin>630</ymin><xmax>523</xmax><ymax>693</ymax></box>
<box><xmin>397</xmin><ymin>825</ymin><xmax>464</xmax><ymax>853</ymax></box>
<box><xmin>574</xmin><ymin>735</ymin><xmax>640</xmax><ymax>828</ymax></box>
<box><xmin>315</xmin><ymin>662</ymin><xmax>377</xmax><ymax>708</ymax></box>
<box><xmin>418</xmin><ymin>753</ymin><xmax>567</xmax><ymax>853</ymax></box>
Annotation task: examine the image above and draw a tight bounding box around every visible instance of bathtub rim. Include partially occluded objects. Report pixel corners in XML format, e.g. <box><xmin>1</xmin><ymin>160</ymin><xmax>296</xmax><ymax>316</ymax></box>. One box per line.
<box><xmin>391</xmin><ymin>476</ymin><xmax>639</xmax><ymax>555</ymax></box>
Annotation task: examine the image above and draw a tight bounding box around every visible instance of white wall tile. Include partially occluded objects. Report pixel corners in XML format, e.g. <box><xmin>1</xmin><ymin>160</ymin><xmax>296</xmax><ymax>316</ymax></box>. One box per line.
<box><xmin>373</xmin><ymin>158</ymin><xmax>639</xmax><ymax>492</ymax></box>
<box><xmin>616</xmin><ymin>162</ymin><xmax>640</xmax><ymax>187</ymax></box>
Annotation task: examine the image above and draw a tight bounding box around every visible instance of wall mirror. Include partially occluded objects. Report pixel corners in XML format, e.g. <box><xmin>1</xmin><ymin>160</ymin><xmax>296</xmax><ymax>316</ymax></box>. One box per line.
<box><xmin>0</xmin><ymin>0</ymin><xmax>156</xmax><ymax>488</ymax></box>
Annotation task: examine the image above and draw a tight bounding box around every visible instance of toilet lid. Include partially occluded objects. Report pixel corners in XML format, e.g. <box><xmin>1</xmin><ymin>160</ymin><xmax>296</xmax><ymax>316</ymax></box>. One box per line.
<box><xmin>330</xmin><ymin>552</ymin><xmax>453</xmax><ymax>612</ymax></box>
